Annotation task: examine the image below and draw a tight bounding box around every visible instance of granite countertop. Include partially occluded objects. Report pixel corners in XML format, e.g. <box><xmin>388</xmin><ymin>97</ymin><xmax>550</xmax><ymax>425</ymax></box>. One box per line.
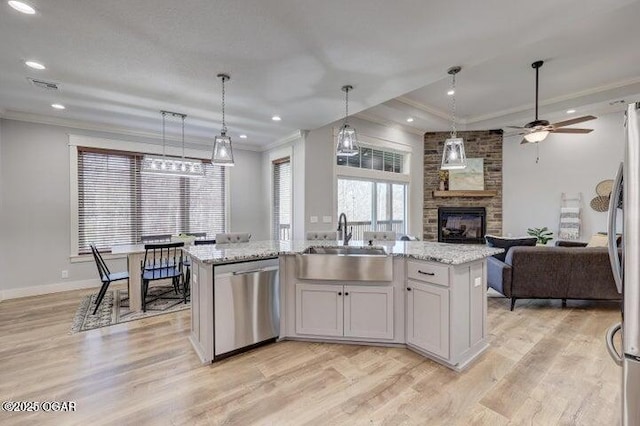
<box><xmin>186</xmin><ymin>240</ymin><xmax>503</xmax><ymax>265</ymax></box>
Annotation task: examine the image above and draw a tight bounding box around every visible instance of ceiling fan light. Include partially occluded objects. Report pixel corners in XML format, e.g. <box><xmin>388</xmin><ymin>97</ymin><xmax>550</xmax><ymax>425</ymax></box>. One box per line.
<box><xmin>441</xmin><ymin>138</ymin><xmax>467</xmax><ymax>170</ymax></box>
<box><xmin>336</xmin><ymin>124</ymin><xmax>359</xmax><ymax>156</ymax></box>
<box><xmin>524</xmin><ymin>130</ymin><xmax>549</xmax><ymax>143</ymax></box>
<box><xmin>212</xmin><ymin>132</ymin><xmax>235</xmax><ymax>166</ymax></box>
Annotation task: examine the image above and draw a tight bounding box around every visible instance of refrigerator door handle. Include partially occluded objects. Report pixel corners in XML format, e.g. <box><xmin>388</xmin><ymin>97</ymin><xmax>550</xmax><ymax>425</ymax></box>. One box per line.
<box><xmin>606</xmin><ymin>322</ymin><xmax>623</xmax><ymax>366</ymax></box>
<box><xmin>607</xmin><ymin>162</ymin><xmax>623</xmax><ymax>294</ymax></box>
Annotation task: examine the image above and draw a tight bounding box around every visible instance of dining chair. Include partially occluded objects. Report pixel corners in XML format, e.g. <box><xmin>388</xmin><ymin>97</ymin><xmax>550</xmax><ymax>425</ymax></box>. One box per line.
<box><xmin>363</xmin><ymin>231</ymin><xmax>397</xmax><ymax>242</ymax></box>
<box><xmin>193</xmin><ymin>239</ymin><xmax>216</xmax><ymax>245</ymax></box>
<box><xmin>141</xmin><ymin>234</ymin><xmax>172</xmax><ymax>243</ymax></box>
<box><xmin>90</xmin><ymin>243</ymin><xmax>129</xmax><ymax>315</ymax></box>
<box><xmin>215</xmin><ymin>232</ymin><xmax>251</xmax><ymax>243</ymax></box>
<box><xmin>306</xmin><ymin>231</ymin><xmax>338</xmax><ymax>240</ymax></box>
<box><xmin>141</xmin><ymin>242</ymin><xmax>185</xmax><ymax>312</ymax></box>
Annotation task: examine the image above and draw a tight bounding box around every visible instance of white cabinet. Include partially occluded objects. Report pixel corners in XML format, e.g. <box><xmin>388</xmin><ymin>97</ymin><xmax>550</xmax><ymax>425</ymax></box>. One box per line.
<box><xmin>295</xmin><ymin>283</ymin><xmax>343</xmax><ymax>336</ymax></box>
<box><xmin>405</xmin><ymin>259</ymin><xmax>487</xmax><ymax>369</ymax></box>
<box><xmin>344</xmin><ymin>285</ymin><xmax>394</xmax><ymax>339</ymax></box>
<box><xmin>406</xmin><ymin>281</ymin><xmax>450</xmax><ymax>359</ymax></box>
<box><xmin>295</xmin><ymin>283</ymin><xmax>394</xmax><ymax>340</ymax></box>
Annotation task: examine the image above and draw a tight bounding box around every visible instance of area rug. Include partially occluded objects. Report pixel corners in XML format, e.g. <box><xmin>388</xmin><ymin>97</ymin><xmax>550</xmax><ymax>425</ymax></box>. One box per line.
<box><xmin>70</xmin><ymin>285</ymin><xmax>189</xmax><ymax>333</ymax></box>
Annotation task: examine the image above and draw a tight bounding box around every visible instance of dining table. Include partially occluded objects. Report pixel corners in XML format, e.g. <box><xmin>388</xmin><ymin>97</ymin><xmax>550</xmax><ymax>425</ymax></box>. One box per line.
<box><xmin>110</xmin><ymin>244</ymin><xmax>146</xmax><ymax>312</ymax></box>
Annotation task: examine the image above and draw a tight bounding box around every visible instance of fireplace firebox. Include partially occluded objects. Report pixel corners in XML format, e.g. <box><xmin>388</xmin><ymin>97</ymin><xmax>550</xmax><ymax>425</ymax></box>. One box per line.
<box><xmin>438</xmin><ymin>207</ymin><xmax>486</xmax><ymax>244</ymax></box>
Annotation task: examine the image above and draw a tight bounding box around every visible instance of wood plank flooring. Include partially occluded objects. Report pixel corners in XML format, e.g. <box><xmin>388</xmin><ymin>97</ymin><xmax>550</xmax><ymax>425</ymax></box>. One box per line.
<box><xmin>0</xmin><ymin>289</ymin><xmax>622</xmax><ymax>425</ymax></box>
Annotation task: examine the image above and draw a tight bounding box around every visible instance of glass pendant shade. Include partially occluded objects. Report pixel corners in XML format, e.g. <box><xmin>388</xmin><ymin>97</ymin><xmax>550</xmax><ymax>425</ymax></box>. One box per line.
<box><xmin>336</xmin><ymin>124</ymin><xmax>359</xmax><ymax>156</ymax></box>
<box><xmin>440</xmin><ymin>138</ymin><xmax>467</xmax><ymax>170</ymax></box>
<box><xmin>212</xmin><ymin>132</ymin><xmax>235</xmax><ymax>166</ymax></box>
<box><xmin>212</xmin><ymin>73</ymin><xmax>235</xmax><ymax>166</ymax></box>
<box><xmin>523</xmin><ymin>130</ymin><xmax>549</xmax><ymax>143</ymax></box>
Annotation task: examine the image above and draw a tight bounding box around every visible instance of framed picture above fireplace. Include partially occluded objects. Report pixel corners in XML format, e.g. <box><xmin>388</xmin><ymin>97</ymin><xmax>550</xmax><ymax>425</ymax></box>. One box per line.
<box><xmin>449</xmin><ymin>158</ymin><xmax>484</xmax><ymax>190</ymax></box>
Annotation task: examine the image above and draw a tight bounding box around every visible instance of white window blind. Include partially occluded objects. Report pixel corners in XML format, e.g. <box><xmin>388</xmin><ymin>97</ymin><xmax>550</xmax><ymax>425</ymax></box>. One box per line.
<box><xmin>272</xmin><ymin>157</ymin><xmax>291</xmax><ymax>240</ymax></box>
<box><xmin>78</xmin><ymin>148</ymin><xmax>225</xmax><ymax>254</ymax></box>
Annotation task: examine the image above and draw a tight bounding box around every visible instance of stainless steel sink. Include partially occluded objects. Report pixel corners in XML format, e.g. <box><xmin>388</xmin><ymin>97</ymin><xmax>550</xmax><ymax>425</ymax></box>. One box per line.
<box><xmin>302</xmin><ymin>246</ymin><xmax>387</xmax><ymax>256</ymax></box>
<box><xmin>296</xmin><ymin>246</ymin><xmax>392</xmax><ymax>281</ymax></box>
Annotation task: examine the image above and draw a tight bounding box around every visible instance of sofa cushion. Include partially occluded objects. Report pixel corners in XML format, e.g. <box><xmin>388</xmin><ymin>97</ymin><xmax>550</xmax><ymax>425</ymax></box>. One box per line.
<box><xmin>586</xmin><ymin>233</ymin><xmax>609</xmax><ymax>247</ymax></box>
<box><xmin>485</xmin><ymin>235</ymin><xmax>538</xmax><ymax>262</ymax></box>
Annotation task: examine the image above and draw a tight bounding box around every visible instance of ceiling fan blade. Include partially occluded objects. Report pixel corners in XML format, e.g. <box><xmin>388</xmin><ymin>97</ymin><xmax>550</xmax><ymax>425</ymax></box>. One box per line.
<box><xmin>552</xmin><ymin>128</ymin><xmax>593</xmax><ymax>134</ymax></box>
<box><xmin>551</xmin><ymin>115</ymin><xmax>597</xmax><ymax>128</ymax></box>
<box><xmin>505</xmin><ymin>126</ymin><xmax>528</xmax><ymax>130</ymax></box>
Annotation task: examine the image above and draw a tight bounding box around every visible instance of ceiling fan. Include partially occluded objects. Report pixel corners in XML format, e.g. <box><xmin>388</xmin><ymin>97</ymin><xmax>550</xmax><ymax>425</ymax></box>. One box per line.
<box><xmin>506</xmin><ymin>60</ymin><xmax>596</xmax><ymax>144</ymax></box>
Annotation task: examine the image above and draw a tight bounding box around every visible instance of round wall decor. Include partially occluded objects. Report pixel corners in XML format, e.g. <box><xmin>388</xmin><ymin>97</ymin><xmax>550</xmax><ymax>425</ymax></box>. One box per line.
<box><xmin>590</xmin><ymin>195</ymin><xmax>610</xmax><ymax>212</ymax></box>
<box><xmin>596</xmin><ymin>179</ymin><xmax>614</xmax><ymax>197</ymax></box>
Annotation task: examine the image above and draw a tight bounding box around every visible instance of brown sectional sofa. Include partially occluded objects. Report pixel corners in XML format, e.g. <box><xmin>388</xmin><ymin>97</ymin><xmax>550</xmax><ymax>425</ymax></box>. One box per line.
<box><xmin>487</xmin><ymin>241</ymin><xmax>621</xmax><ymax>310</ymax></box>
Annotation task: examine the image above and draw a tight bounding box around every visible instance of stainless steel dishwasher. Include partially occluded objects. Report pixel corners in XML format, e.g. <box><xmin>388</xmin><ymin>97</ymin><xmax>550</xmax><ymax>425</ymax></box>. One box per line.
<box><xmin>214</xmin><ymin>261</ymin><xmax>279</xmax><ymax>357</ymax></box>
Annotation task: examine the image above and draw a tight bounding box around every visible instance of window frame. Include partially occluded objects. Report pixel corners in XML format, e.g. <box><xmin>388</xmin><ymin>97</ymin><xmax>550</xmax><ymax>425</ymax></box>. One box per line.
<box><xmin>267</xmin><ymin>146</ymin><xmax>294</xmax><ymax>240</ymax></box>
<box><xmin>333</xmin><ymin>128</ymin><xmax>412</xmax><ymax>236</ymax></box>
<box><xmin>69</xmin><ymin>134</ymin><xmax>229</xmax><ymax>260</ymax></box>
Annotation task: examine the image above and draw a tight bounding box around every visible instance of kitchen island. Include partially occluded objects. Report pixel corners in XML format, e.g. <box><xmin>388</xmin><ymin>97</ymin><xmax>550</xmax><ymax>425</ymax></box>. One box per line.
<box><xmin>186</xmin><ymin>240</ymin><xmax>502</xmax><ymax>370</ymax></box>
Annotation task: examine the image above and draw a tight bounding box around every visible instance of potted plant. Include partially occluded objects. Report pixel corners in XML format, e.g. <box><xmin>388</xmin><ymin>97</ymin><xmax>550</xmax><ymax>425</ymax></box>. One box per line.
<box><xmin>527</xmin><ymin>227</ymin><xmax>554</xmax><ymax>245</ymax></box>
<box><xmin>438</xmin><ymin>170</ymin><xmax>449</xmax><ymax>191</ymax></box>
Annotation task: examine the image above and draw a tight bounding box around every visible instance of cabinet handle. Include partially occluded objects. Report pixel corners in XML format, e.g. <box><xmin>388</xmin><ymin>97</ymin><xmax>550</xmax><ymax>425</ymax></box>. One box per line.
<box><xmin>338</xmin><ymin>292</ymin><xmax>342</xmax><ymax>296</ymax></box>
<box><xmin>418</xmin><ymin>270</ymin><xmax>435</xmax><ymax>276</ymax></box>
<box><xmin>345</xmin><ymin>292</ymin><xmax>349</xmax><ymax>296</ymax></box>
<box><xmin>407</xmin><ymin>287</ymin><xmax>412</xmax><ymax>291</ymax></box>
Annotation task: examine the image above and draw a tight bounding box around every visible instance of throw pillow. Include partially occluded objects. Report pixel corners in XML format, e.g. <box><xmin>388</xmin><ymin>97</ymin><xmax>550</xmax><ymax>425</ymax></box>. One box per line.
<box><xmin>485</xmin><ymin>235</ymin><xmax>538</xmax><ymax>262</ymax></box>
<box><xmin>587</xmin><ymin>233</ymin><xmax>610</xmax><ymax>247</ymax></box>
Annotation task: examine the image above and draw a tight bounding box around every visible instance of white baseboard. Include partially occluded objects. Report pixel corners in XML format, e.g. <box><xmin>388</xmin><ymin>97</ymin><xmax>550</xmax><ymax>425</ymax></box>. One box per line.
<box><xmin>0</xmin><ymin>279</ymin><xmax>101</xmax><ymax>301</ymax></box>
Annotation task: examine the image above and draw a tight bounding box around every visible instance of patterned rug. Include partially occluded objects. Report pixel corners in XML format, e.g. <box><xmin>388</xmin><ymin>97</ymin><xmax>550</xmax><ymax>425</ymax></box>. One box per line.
<box><xmin>70</xmin><ymin>285</ymin><xmax>190</xmax><ymax>333</ymax></box>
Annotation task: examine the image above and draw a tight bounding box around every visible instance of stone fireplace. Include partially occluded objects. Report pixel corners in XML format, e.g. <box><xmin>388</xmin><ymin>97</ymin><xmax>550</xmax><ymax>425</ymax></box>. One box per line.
<box><xmin>438</xmin><ymin>207</ymin><xmax>486</xmax><ymax>244</ymax></box>
<box><xmin>423</xmin><ymin>130</ymin><xmax>503</xmax><ymax>241</ymax></box>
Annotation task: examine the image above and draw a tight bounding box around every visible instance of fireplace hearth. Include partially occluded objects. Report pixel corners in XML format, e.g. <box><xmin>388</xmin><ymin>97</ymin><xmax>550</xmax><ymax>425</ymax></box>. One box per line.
<box><xmin>438</xmin><ymin>207</ymin><xmax>486</xmax><ymax>244</ymax></box>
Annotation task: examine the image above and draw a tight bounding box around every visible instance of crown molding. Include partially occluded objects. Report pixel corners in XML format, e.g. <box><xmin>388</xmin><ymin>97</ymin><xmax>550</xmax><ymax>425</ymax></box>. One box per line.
<box><xmin>0</xmin><ymin>110</ymin><xmax>263</xmax><ymax>152</ymax></box>
<box><xmin>261</xmin><ymin>130</ymin><xmax>306</xmax><ymax>152</ymax></box>
<box><xmin>393</xmin><ymin>96</ymin><xmax>458</xmax><ymax>122</ymax></box>
<box><xmin>467</xmin><ymin>76</ymin><xmax>640</xmax><ymax>124</ymax></box>
<box><xmin>354</xmin><ymin>111</ymin><xmax>425</xmax><ymax>136</ymax></box>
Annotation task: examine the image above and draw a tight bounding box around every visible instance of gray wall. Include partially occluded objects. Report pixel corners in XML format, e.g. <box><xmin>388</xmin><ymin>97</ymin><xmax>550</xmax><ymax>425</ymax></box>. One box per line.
<box><xmin>502</xmin><ymin>110</ymin><xmax>625</xmax><ymax>241</ymax></box>
<box><xmin>305</xmin><ymin>117</ymin><xmax>424</xmax><ymax>237</ymax></box>
<box><xmin>0</xmin><ymin>118</ymin><xmax>265</xmax><ymax>292</ymax></box>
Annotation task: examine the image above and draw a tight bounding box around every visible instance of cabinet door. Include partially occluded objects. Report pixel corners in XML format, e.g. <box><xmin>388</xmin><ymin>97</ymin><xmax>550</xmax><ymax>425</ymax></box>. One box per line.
<box><xmin>343</xmin><ymin>285</ymin><xmax>394</xmax><ymax>339</ymax></box>
<box><xmin>407</xmin><ymin>281</ymin><xmax>450</xmax><ymax>359</ymax></box>
<box><xmin>295</xmin><ymin>283</ymin><xmax>344</xmax><ymax>337</ymax></box>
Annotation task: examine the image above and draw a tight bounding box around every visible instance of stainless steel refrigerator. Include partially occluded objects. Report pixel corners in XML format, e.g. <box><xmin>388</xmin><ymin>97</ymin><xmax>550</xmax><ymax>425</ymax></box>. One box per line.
<box><xmin>606</xmin><ymin>102</ymin><xmax>640</xmax><ymax>425</ymax></box>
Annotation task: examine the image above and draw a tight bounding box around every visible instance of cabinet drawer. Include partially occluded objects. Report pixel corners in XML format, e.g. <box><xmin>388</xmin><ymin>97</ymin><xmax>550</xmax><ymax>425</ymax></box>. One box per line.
<box><xmin>407</xmin><ymin>260</ymin><xmax>449</xmax><ymax>287</ymax></box>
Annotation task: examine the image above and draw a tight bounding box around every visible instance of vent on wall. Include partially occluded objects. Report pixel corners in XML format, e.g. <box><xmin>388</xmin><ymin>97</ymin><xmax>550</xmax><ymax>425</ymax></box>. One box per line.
<box><xmin>27</xmin><ymin>77</ymin><xmax>60</xmax><ymax>91</ymax></box>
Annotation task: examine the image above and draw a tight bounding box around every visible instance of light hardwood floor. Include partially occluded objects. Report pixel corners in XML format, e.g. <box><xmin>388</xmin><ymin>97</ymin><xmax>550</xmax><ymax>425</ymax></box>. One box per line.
<box><xmin>0</xmin><ymin>288</ymin><xmax>622</xmax><ymax>425</ymax></box>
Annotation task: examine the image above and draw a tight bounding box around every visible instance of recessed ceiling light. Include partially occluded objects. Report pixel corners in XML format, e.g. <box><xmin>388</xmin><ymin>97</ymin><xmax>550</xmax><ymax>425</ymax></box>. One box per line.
<box><xmin>51</xmin><ymin>103</ymin><xmax>65</xmax><ymax>110</ymax></box>
<box><xmin>8</xmin><ymin>1</ymin><xmax>36</xmax><ymax>14</ymax></box>
<box><xmin>566</xmin><ymin>109</ymin><xmax>576</xmax><ymax>114</ymax></box>
<box><xmin>406</xmin><ymin>117</ymin><xmax>414</xmax><ymax>123</ymax></box>
<box><xmin>25</xmin><ymin>60</ymin><xmax>45</xmax><ymax>70</ymax></box>
<box><xmin>239</xmin><ymin>134</ymin><xmax>247</xmax><ymax>139</ymax></box>
<box><xmin>447</xmin><ymin>89</ymin><xmax>455</xmax><ymax>96</ymax></box>
<box><xmin>272</xmin><ymin>115</ymin><xmax>281</xmax><ymax>121</ymax></box>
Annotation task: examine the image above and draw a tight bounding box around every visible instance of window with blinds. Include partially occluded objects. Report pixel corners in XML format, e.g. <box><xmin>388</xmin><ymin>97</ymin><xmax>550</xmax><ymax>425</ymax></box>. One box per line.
<box><xmin>272</xmin><ymin>157</ymin><xmax>291</xmax><ymax>240</ymax></box>
<box><xmin>77</xmin><ymin>148</ymin><xmax>225</xmax><ymax>254</ymax></box>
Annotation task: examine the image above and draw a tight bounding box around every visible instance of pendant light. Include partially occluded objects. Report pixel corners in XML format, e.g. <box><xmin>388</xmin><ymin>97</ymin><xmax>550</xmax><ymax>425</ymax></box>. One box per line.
<box><xmin>336</xmin><ymin>85</ymin><xmax>359</xmax><ymax>156</ymax></box>
<box><xmin>142</xmin><ymin>111</ymin><xmax>204</xmax><ymax>178</ymax></box>
<box><xmin>212</xmin><ymin>73</ymin><xmax>235</xmax><ymax>166</ymax></box>
<box><xmin>441</xmin><ymin>66</ymin><xmax>467</xmax><ymax>170</ymax></box>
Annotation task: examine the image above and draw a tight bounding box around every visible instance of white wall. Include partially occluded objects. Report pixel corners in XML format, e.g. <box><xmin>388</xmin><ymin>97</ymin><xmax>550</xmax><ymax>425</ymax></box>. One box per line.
<box><xmin>305</xmin><ymin>117</ymin><xmax>424</xmax><ymax>237</ymax></box>
<box><xmin>0</xmin><ymin>119</ymin><xmax>266</xmax><ymax>295</ymax></box>
<box><xmin>502</xmin><ymin>110</ymin><xmax>625</xmax><ymax>241</ymax></box>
